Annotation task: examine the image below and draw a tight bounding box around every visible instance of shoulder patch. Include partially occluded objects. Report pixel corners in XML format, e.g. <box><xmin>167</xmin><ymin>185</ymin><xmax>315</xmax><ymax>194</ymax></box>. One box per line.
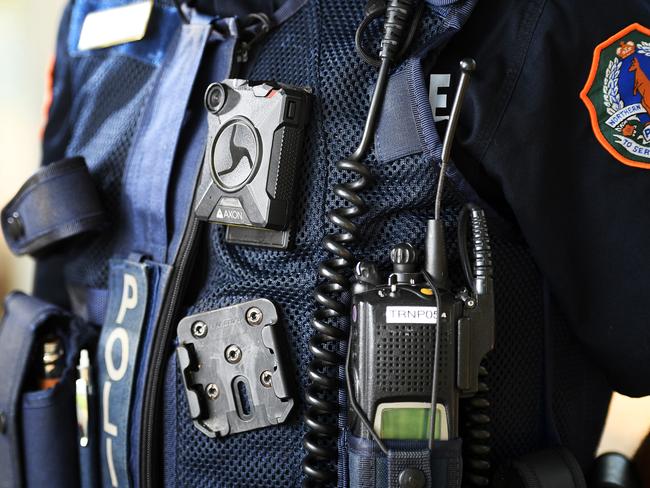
<box><xmin>581</xmin><ymin>23</ymin><xmax>650</xmax><ymax>169</ymax></box>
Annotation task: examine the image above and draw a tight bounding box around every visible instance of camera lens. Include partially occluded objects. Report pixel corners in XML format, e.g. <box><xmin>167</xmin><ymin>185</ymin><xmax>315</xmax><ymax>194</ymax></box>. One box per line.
<box><xmin>205</xmin><ymin>83</ymin><xmax>227</xmax><ymax>113</ymax></box>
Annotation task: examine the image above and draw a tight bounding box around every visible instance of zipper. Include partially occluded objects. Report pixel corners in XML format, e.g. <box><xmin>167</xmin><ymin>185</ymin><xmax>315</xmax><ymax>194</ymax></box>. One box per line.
<box><xmin>140</xmin><ymin>215</ymin><xmax>201</xmax><ymax>488</ymax></box>
<box><xmin>139</xmin><ymin>26</ymin><xmax>267</xmax><ymax>487</ymax></box>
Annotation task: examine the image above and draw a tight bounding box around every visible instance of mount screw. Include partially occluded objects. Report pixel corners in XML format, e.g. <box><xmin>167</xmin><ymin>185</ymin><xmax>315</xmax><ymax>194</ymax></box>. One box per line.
<box><xmin>206</xmin><ymin>384</ymin><xmax>220</xmax><ymax>400</ymax></box>
<box><xmin>246</xmin><ymin>307</ymin><xmax>263</xmax><ymax>326</ymax></box>
<box><xmin>260</xmin><ymin>370</ymin><xmax>273</xmax><ymax>388</ymax></box>
<box><xmin>191</xmin><ymin>321</ymin><xmax>208</xmax><ymax>338</ymax></box>
<box><xmin>225</xmin><ymin>345</ymin><xmax>242</xmax><ymax>364</ymax></box>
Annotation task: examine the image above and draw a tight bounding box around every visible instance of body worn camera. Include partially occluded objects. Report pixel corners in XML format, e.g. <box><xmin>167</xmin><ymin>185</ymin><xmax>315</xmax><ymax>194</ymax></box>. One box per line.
<box><xmin>194</xmin><ymin>79</ymin><xmax>312</xmax><ymax>249</ymax></box>
<box><xmin>347</xmin><ymin>206</ymin><xmax>495</xmax><ymax>443</ymax></box>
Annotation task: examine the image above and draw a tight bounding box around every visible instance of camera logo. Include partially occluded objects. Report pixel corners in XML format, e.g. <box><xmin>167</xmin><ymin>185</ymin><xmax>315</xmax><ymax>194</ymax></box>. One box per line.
<box><xmin>211</xmin><ymin>118</ymin><xmax>260</xmax><ymax>191</ymax></box>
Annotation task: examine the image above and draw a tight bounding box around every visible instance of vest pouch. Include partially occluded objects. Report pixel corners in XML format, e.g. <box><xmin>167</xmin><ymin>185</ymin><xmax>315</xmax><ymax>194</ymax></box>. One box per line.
<box><xmin>0</xmin><ymin>292</ymin><xmax>98</xmax><ymax>488</ymax></box>
<box><xmin>348</xmin><ymin>433</ymin><xmax>462</xmax><ymax>488</ymax></box>
<box><xmin>21</xmin><ymin>362</ymin><xmax>82</xmax><ymax>488</ymax></box>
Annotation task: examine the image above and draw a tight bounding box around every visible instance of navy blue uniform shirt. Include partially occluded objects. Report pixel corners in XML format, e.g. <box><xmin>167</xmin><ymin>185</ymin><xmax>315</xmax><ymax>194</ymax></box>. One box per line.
<box><xmin>436</xmin><ymin>0</ymin><xmax>650</xmax><ymax>396</ymax></box>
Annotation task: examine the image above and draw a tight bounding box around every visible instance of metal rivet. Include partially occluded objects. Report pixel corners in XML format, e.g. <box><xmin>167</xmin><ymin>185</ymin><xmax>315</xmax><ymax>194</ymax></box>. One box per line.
<box><xmin>398</xmin><ymin>468</ymin><xmax>425</xmax><ymax>488</ymax></box>
<box><xmin>6</xmin><ymin>211</ymin><xmax>24</xmax><ymax>240</ymax></box>
<box><xmin>225</xmin><ymin>344</ymin><xmax>242</xmax><ymax>364</ymax></box>
<box><xmin>466</xmin><ymin>299</ymin><xmax>476</xmax><ymax>308</ymax></box>
<box><xmin>260</xmin><ymin>370</ymin><xmax>273</xmax><ymax>388</ymax></box>
<box><xmin>191</xmin><ymin>321</ymin><xmax>207</xmax><ymax>339</ymax></box>
<box><xmin>205</xmin><ymin>383</ymin><xmax>220</xmax><ymax>400</ymax></box>
<box><xmin>246</xmin><ymin>307</ymin><xmax>263</xmax><ymax>326</ymax></box>
<box><xmin>0</xmin><ymin>411</ymin><xmax>6</xmax><ymax>434</ymax></box>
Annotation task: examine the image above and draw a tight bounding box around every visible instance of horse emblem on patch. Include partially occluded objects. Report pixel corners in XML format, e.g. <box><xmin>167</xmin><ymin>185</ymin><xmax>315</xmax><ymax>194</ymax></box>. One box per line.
<box><xmin>581</xmin><ymin>24</ymin><xmax>650</xmax><ymax>168</ymax></box>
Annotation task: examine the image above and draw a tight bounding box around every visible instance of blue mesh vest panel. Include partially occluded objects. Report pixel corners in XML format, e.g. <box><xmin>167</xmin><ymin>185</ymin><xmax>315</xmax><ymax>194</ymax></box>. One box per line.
<box><xmin>37</xmin><ymin>0</ymin><xmax>612</xmax><ymax>486</ymax></box>
<box><xmin>42</xmin><ymin>0</ymin><xmax>181</xmax><ymax>292</ymax></box>
<box><xmin>163</xmin><ymin>1</ymin><xmax>610</xmax><ymax>486</ymax></box>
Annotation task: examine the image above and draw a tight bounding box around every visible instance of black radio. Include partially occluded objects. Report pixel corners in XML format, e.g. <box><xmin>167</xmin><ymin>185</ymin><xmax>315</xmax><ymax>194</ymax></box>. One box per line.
<box><xmin>348</xmin><ymin>242</ymin><xmax>460</xmax><ymax>442</ymax></box>
<box><xmin>347</xmin><ymin>206</ymin><xmax>494</xmax><ymax>444</ymax></box>
<box><xmin>345</xmin><ymin>61</ymin><xmax>496</xmax><ymax>487</ymax></box>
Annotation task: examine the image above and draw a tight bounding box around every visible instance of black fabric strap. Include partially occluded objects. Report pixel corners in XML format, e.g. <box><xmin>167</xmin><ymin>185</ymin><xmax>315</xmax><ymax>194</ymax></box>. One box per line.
<box><xmin>388</xmin><ymin>449</ymin><xmax>433</xmax><ymax>488</ymax></box>
<box><xmin>386</xmin><ymin>439</ymin><xmax>462</xmax><ymax>488</ymax></box>
<box><xmin>1</xmin><ymin>157</ymin><xmax>106</xmax><ymax>256</ymax></box>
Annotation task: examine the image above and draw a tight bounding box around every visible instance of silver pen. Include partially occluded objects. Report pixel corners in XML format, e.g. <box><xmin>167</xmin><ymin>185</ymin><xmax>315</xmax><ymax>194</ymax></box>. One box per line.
<box><xmin>75</xmin><ymin>349</ymin><xmax>92</xmax><ymax>447</ymax></box>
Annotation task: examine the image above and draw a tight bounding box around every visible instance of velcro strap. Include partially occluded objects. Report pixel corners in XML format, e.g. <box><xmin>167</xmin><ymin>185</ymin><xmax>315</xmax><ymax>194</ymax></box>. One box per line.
<box><xmin>349</xmin><ymin>435</ymin><xmax>462</xmax><ymax>488</ymax></box>
<box><xmin>375</xmin><ymin>59</ymin><xmax>441</xmax><ymax>165</ymax></box>
<box><xmin>387</xmin><ymin>440</ymin><xmax>462</xmax><ymax>488</ymax></box>
<box><xmin>0</xmin><ymin>293</ymin><xmax>69</xmax><ymax>488</ymax></box>
<box><xmin>388</xmin><ymin>449</ymin><xmax>434</xmax><ymax>488</ymax></box>
<box><xmin>1</xmin><ymin>157</ymin><xmax>106</xmax><ymax>256</ymax></box>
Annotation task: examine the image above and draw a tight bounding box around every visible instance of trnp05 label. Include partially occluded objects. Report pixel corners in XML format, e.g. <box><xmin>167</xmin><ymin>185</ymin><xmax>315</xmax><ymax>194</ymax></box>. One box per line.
<box><xmin>386</xmin><ymin>306</ymin><xmax>437</xmax><ymax>324</ymax></box>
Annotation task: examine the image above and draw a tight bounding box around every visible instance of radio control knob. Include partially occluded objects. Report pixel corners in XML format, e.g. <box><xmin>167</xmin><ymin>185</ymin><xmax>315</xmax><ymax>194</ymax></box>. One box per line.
<box><xmin>391</xmin><ymin>243</ymin><xmax>418</xmax><ymax>273</ymax></box>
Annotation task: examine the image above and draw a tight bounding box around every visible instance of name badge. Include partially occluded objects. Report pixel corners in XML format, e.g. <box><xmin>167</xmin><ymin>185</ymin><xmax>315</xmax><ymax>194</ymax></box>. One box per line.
<box><xmin>78</xmin><ymin>0</ymin><xmax>153</xmax><ymax>51</ymax></box>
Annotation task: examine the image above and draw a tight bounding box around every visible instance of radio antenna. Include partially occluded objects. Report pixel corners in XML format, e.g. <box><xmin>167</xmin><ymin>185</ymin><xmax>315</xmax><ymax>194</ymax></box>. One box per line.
<box><xmin>426</xmin><ymin>58</ymin><xmax>476</xmax><ymax>287</ymax></box>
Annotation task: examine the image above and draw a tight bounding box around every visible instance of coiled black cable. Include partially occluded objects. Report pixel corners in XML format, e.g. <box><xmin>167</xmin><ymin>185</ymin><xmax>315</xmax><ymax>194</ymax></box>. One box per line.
<box><xmin>355</xmin><ymin>1</ymin><xmax>425</xmax><ymax>67</ymax></box>
<box><xmin>461</xmin><ymin>365</ymin><xmax>491</xmax><ymax>487</ymax></box>
<box><xmin>302</xmin><ymin>1</ymin><xmax>422</xmax><ymax>485</ymax></box>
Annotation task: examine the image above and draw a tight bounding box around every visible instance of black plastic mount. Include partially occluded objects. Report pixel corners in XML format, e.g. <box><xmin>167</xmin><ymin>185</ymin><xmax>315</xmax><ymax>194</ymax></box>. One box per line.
<box><xmin>177</xmin><ymin>299</ymin><xmax>294</xmax><ymax>437</ymax></box>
